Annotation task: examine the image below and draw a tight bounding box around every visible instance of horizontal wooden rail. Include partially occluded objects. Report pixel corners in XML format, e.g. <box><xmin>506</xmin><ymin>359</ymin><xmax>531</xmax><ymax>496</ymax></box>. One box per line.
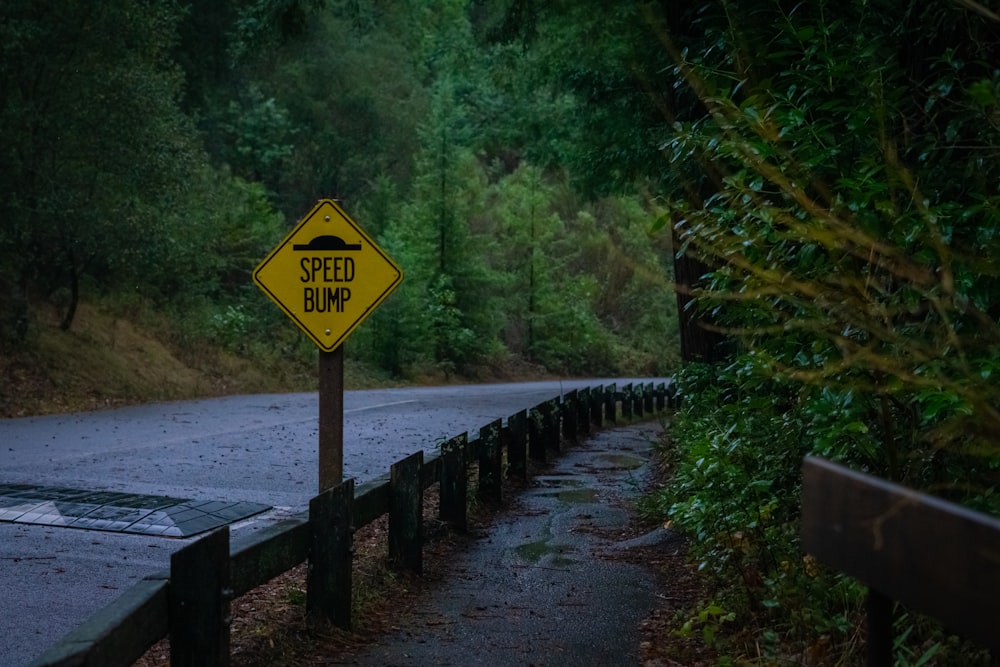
<box><xmin>28</xmin><ymin>573</ymin><xmax>170</xmax><ymax>667</ymax></box>
<box><xmin>29</xmin><ymin>381</ymin><xmax>673</xmax><ymax>667</ymax></box>
<box><xmin>801</xmin><ymin>456</ymin><xmax>1000</xmax><ymax>661</ymax></box>
<box><xmin>230</xmin><ymin>517</ymin><xmax>309</xmax><ymax>598</ymax></box>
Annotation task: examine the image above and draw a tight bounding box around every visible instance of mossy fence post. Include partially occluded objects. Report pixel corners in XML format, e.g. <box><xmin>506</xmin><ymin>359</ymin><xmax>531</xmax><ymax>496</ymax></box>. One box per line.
<box><xmin>307</xmin><ymin>478</ymin><xmax>354</xmax><ymax>629</ymax></box>
<box><xmin>478</xmin><ymin>419</ymin><xmax>502</xmax><ymax>505</ymax></box>
<box><xmin>169</xmin><ymin>527</ymin><xmax>231</xmax><ymax>667</ymax></box>
<box><xmin>590</xmin><ymin>384</ymin><xmax>604</xmax><ymax>429</ymax></box>
<box><xmin>605</xmin><ymin>383</ymin><xmax>617</xmax><ymax>424</ymax></box>
<box><xmin>440</xmin><ymin>433</ymin><xmax>468</xmax><ymax>531</ymax></box>
<box><xmin>507</xmin><ymin>410</ymin><xmax>528</xmax><ymax>480</ymax></box>
<box><xmin>389</xmin><ymin>451</ymin><xmax>423</xmax><ymax>574</ymax></box>
<box><xmin>562</xmin><ymin>390</ymin><xmax>579</xmax><ymax>445</ymax></box>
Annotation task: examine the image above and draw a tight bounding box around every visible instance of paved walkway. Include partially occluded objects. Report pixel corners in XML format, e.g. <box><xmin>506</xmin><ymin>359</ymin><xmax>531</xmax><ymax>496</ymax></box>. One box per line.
<box><xmin>343</xmin><ymin>422</ymin><xmax>673</xmax><ymax>666</ymax></box>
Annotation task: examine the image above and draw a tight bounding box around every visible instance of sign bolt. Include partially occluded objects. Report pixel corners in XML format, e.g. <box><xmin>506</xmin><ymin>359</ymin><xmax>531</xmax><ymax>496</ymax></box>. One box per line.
<box><xmin>325</xmin><ymin>329</ymin><xmax>331</xmax><ymax>335</ymax></box>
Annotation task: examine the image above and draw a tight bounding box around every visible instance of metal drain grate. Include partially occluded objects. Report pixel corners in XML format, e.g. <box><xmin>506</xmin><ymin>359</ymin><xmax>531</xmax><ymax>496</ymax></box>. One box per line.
<box><xmin>0</xmin><ymin>483</ymin><xmax>270</xmax><ymax>537</ymax></box>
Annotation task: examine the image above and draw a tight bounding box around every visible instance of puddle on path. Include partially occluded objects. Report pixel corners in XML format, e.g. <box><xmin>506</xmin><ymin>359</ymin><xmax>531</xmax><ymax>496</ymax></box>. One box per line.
<box><xmin>533</xmin><ymin>472</ymin><xmax>601</xmax><ymax>503</ymax></box>
<box><xmin>596</xmin><ymin>453</ymin><xmax>644</xmax><ymax>470</ymax></box>
<box><xmin>535</xmin><ymin>476</ymin><xmax>584</xmax><ymax>488</ymax></box>
<box><xmin>549</xmin><ymin>488</ymin><xmax>599</xmax><ymax>503</ymax></box>
<box><xmin>515</xmin><ymin>539</ymin><xmax>578</xmax><ymax>567</ymax></box>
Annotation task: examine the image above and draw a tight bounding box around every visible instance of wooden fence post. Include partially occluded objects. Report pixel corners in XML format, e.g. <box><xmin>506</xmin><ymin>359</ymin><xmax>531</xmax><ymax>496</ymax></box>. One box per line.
<box><xmin>307</xmin><ymin>479</ymin><xmax>354</xmax><ymax>629</ymax></box>
<box><xmin>528</xmin><ymin>404</ymin><xmax>546</xmax><ymax>462</ymax></box>
<box><xmin>591</xmin><ymin>384</ymin><xmax>604</xmax><ymax>429</ymax></box>
<box><xmin>562</xmin><ymin>390</ymin><xmax>578</xmax><ymax>445</ymax></box>
<box><xmin>668</xmin><ymin>382</ymin><xmax>680</xmax><ymax>408</ymax></box>
<box><xmin>655</xmin><ymin>382</ymin><xmax>666</xmax><ymax>412</ymax></box>
<box><xmin>507</xmin><ymin>410</ymin><xmax>527</xmax><ymax>480</ymax></box>
<box><xmin>170</xmin><ymin>528</ymin><xmax>230</xmax><ymax>667</ymax></box>
<box><xmin>577</xmin><ymin>387</ymin><xmax>591</xmax><ymax>437</ymax></box>
<box><xmin>478</xmin><ymin>419</ymin><xmax>502</xmax><ymax>504</ymax></box>
<box><xmin>439</xmin><ymin>433</ymin><xmax>468</xmax><ymax>531</ymax></box>
<box><xmin>645</xmin><ymin>382</ymin><xmax>654</xmax><ymax>414</ymax></box>
<box><xmin>866</xmin><ymin>589</ymin><xmax>893</xmax><ymax>667</ymax></box>
<box><xmin>605</xmin><ymin>383</ymin><xmax>616</xmax><ymax>425</ymax></box>
<box><xmin>621</xmin><ymin>384</ymin><xmax>633</xmax><ymax>420</ymax></box>
<box><xmin>389</xmin><ymin>451</ymin><xmax>424</xmax><ymax>574</ymax></box>
<box><xmin>546</xmin><ymin>398</ymin><xmax>561</xmax><ymax>454</ymax></box>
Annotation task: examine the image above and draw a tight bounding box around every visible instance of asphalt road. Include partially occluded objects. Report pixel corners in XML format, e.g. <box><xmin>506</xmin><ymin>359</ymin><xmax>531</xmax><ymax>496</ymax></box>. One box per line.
<box><xmin>0</xmin><ymin>378</ymin><xmax>664</xmax><ymax>667</ymax></box>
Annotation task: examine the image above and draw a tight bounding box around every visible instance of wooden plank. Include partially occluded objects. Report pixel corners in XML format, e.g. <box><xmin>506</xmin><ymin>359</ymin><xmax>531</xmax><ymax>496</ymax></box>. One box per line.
<box><xmin>421</xmin><ymin>452</ymin><xmax>442</xmax><ymax>491</ymax></box>
<box><xmin>440</xmin><ymin>433</ymin><xmax>468</xmax><ymax>531</ymax></box>
<box><xmin>229</xmin><ymin>517</ymin><xmax>309</xmax><ymax>597</ymax></box>
<box><xmin>507</xmin><ymin>410</ymin><xmax>527</xmax><ymax>480</ymax></box>
<box><xmin>28</xmin><ymin>573</ymin><xmax>169</xmax><ymax>667</ymax></box>
<box><xmin>307</xmin><ymin>479</ymin><xmax>354</xmax><ymax>629</ymax></box>
<box><xmin>801</xmin><ymin>456</ymin><xmax>1000</xmax><ymax>651</ymax></box>
<box><xmin>170</xmin><ymin>528</ymin><xmax>230</xmax><ymax>667</ymax></box>
<box><xmin>478</xmin><ymin>419</ymin><xmax>502</xmax><ymax>504</ymax></box>
<box><xmin>353</xmin><ymin>475</ymin><xmax>390</xmax><ymax>528</ymax></box>
<box><xmin>644</xmin><ymin>382</ymin><xmax>654</xmax><ymax>414</ymax></box>
<box><xmin>389</xmin><ymin>451</ymin><xmax>424</xmax><ymax>574</ymax></box>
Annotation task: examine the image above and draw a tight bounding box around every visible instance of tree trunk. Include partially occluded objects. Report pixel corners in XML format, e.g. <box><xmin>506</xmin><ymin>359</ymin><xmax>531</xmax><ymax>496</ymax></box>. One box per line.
<box><xmin>672</xmin><ymin>231</ymin><xmax>728</xmax><ymax>363</ymax></box>
<box><xmin>59</xmin><ymin>249</ymin><xmax>79</xmax><ymax>331</ymax></box>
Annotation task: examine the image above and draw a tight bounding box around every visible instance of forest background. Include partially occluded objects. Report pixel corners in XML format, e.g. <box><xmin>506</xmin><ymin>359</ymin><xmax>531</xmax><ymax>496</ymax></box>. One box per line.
<box><xmin>3</xmin><ymin>1</ymin><xmax>1000</xmax><ymax>664</ymax></box>
<box><xmin>0</xmin><ymin>0</ymin><xmax>680</xmax><ymax>414</ymax></box>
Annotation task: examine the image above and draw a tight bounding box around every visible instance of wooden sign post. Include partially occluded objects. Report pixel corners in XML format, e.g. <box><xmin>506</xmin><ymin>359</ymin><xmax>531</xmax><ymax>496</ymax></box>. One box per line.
<box><xmin>318</xmin><ymin>348</ymin><xmax>344</xmax><ymax>490</ymax></box>
<box><xmin>254</xmin><ymin>199</ymin><xmax>402</xmax><ymax>491</ymax></box>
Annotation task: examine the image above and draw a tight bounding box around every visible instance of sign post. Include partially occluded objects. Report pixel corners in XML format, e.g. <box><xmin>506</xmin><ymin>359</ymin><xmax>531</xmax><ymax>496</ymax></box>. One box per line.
<box><xmin>317</xmin><ymin>348</ymin><xmax>344</xmax><ymax>490</ymax></box>
<box><xmin>254</xmin><ymin>199</ymin><xmax>403</xmax><ymax>491</ymax></box>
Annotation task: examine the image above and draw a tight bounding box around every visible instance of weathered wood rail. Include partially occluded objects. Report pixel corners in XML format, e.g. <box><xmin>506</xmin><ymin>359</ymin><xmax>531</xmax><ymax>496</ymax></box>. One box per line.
<box><xmin>30</xmin><ymin>381</ymin><xmax>677</xmax><ymax>667</ymax></box>
<box><xmin>801</xmin><ymin>456</ymin><xmax>1000</xmax><ymax>665</ymax></box>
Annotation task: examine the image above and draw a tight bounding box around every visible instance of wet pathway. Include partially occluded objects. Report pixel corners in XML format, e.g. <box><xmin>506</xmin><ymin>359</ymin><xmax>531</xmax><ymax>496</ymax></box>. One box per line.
<box><xmin>344</xmin><ymin>422</ymin><xmax>671</xmax><ymax>666</ymax></box>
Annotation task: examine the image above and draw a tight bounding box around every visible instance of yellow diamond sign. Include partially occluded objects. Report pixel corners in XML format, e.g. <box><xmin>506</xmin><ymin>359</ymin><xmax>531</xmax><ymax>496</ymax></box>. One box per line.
<box><xmin>253</xmin><ymin>199</ymin><xmax>403</xmax><ymax>352</ymax></box>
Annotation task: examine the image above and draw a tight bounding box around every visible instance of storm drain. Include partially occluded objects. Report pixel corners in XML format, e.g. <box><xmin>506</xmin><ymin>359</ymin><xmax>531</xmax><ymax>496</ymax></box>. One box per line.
<box><xmin>0</xmin><ymin>483</ymin><xmax>270</xmax><ymax>537</ymax></box>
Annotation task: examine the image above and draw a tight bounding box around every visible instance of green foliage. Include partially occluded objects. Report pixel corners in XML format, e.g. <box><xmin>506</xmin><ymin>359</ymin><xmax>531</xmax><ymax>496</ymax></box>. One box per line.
<box><xmin>658</xmin><ymin>361</ymin><xmax>865</xmax><ymax>653</ymax></box>
<box><xmin>0</xmin><ymin>0</ymin><xmax>680</xmax><ymax>378</ymax></box>
<box><xmin>676</xmin><ymin>601</ymin><xmax>737</xmax><ymax>649</ymax></box>
<box><xmin>219</xmin><ymin>86</ymin><xmax>298</xmax><ymax>184</ymax></box>
<box><xmin>0</xmin><ymin>0</ymin><xmax>201</xmax><ymax>331</ymax></box>
<box><xmin>661</xmin><ymin>0</ymin><xmax>1000</xmax><ymax>478</ymax></box>
<box><xmin>631</xmin><ymin>0</ymin><xmax>1000</xmax><ymax>661</ymax></box>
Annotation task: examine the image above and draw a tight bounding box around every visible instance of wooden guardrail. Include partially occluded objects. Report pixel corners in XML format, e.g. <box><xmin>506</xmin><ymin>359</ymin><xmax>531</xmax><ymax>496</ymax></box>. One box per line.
<box><xmin>801</xmin><ymin>456</ymin><xmax>1000</xmax><ymax>665</ymax></box>
<box><xmin>30</xmin><ymin>381</ymin><xmax>677</xmax><ymax>667</ymax></box>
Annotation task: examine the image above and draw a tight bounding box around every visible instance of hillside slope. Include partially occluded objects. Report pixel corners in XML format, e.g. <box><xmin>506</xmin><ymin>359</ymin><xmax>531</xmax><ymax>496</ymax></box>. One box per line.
<box><xmin>0</xmin><ymin>303</ymin><xmax>315</xmax><ymax>418</ymax></box>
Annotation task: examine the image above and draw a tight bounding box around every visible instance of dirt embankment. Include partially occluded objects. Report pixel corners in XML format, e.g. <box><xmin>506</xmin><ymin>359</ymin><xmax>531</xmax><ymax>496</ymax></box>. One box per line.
<box><xmin>1</xmin><ymin>303</ymin><xmax>313</xmax><ymax>419</ymax></box>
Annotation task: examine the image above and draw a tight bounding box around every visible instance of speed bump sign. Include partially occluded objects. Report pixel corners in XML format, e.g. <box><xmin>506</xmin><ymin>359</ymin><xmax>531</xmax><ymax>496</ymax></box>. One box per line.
<box><xmin>253</xmin><ymin>199</ymin><xmax>403</xmax><ymax>351</ymax></box>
